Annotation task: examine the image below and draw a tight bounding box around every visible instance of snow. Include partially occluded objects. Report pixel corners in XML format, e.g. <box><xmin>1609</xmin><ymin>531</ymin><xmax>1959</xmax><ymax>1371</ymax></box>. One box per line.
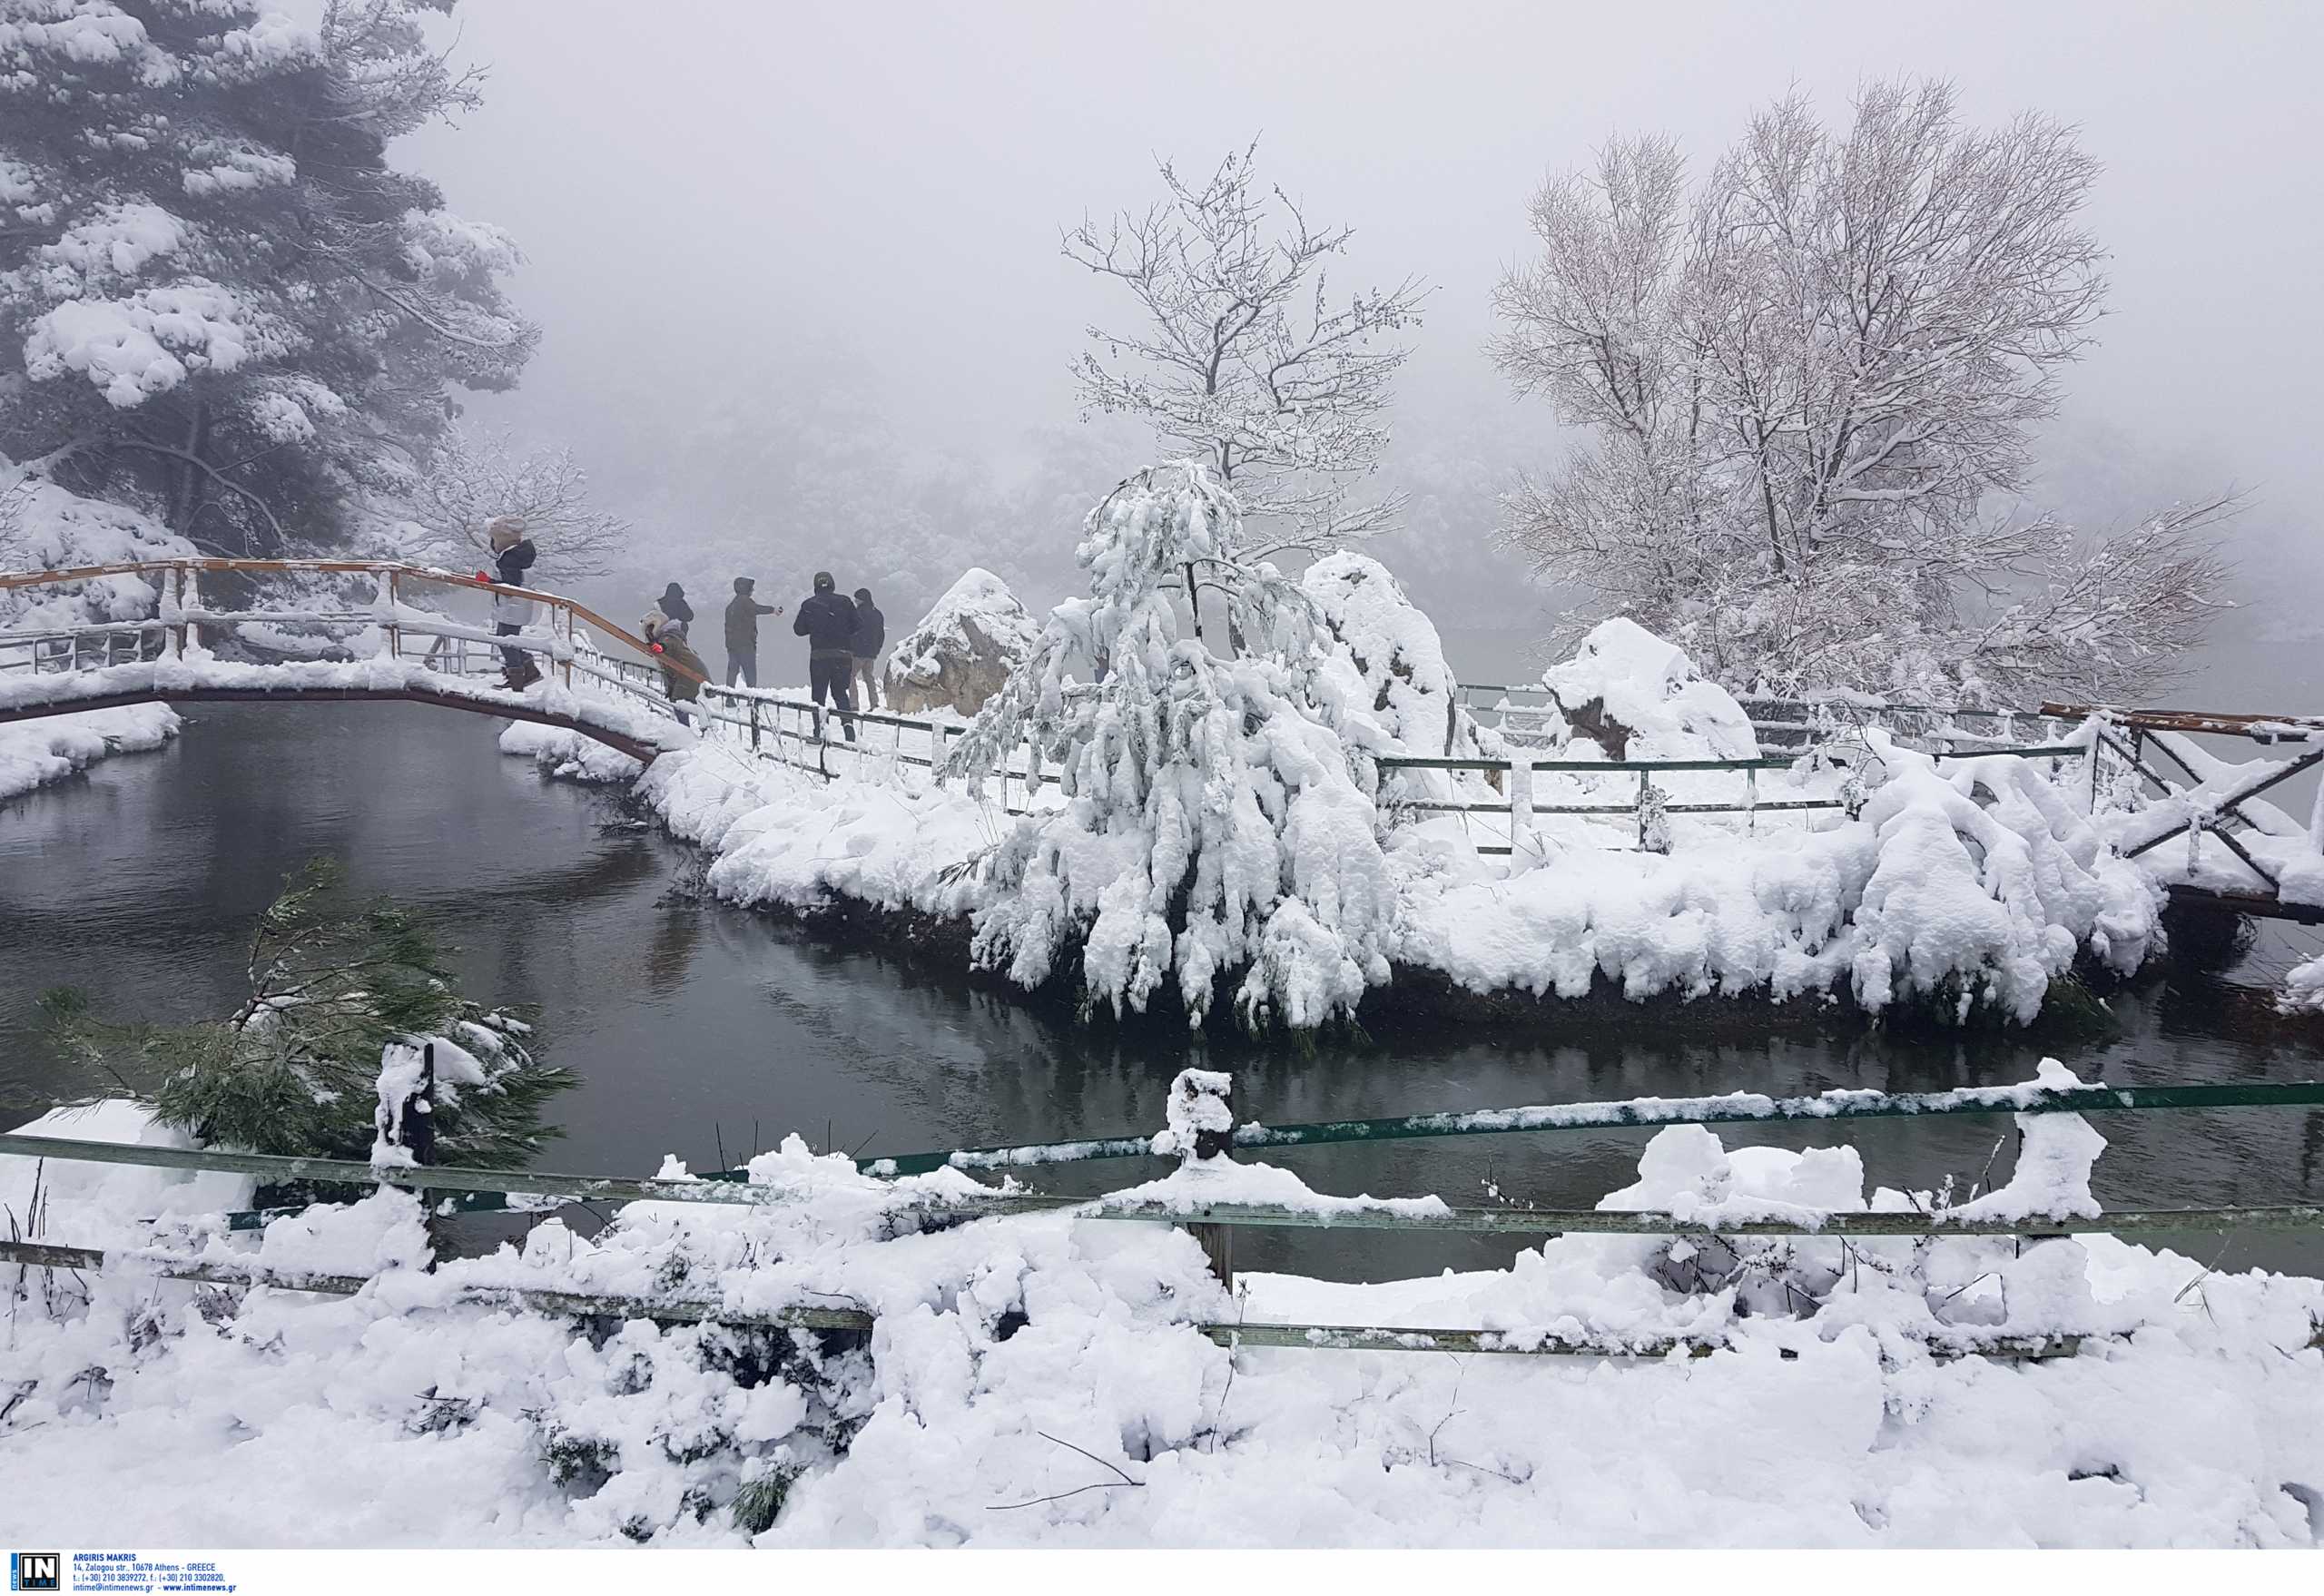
<box><xmin>1539</xmin><ymin>616</ymin><xmax>1760</xmax><ymax>762</ymax></box>
<box><xmin>24</xmin><ymin>280</ymin><xmax>275</xmax><ymax>409</ymax></box>
<box><xmin>886</xmin><ymin>566</ymin><xmax>1039</xmax><ymax>695</ymax></box>
<box><xmin>5</xmin><ymin>1065</ymin><xmax>2322</xmax><ymax>1548</ymax></box>
<box><xmin>0</xmin><ymin>703</ymin><xmax>179</xmax><ymax>803</ymax></box>
<box><xmin>1</xmin><ymin>472</ymin><xmax>195</xmax><ymax>798</ymax></box>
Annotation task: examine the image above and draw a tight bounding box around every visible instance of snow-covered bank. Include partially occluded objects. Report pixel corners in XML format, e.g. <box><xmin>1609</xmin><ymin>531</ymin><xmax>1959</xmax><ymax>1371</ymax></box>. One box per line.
<box><xmin>0</xmin><ymin>702</ymin><xmax>179</xmax><ymax>803</ymax></box>
<box><xmin>549</xmin><ymin>721</ymin><xmax>2156</xmax><ymax>1031</ymax></box>
<box><xmin>4</xmin><ymin>1074</ymin><xmax>2321</xmax><ymax>1547</ymax></box>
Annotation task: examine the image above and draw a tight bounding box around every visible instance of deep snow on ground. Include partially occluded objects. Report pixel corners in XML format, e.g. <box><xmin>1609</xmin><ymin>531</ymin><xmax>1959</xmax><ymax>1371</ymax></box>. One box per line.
<box><xmin>3</xmin><ymin>1074</ymin><xmax>2322</xmax><ymax>1548</ymax></box>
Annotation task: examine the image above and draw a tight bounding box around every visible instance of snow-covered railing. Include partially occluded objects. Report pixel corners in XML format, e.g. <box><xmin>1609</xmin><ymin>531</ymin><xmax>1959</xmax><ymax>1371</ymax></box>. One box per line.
<box><xmin>1373</xmin><ymin>743</ymin><xmax>2088</xmax><ymax>853</ymax></box>
<box><xmin>1454</xmin><ymin>681</ymin><xmax>2078</xmax><ymax>754</ymax></box>
<box><xmin>8</xmin><ymin>1065</ymin><xmax>2323</xmax><ymax>1360</ymax></box>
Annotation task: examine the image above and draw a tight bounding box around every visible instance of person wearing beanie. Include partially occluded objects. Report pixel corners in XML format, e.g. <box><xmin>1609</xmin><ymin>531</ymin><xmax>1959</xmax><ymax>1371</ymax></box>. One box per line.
<box><xmin>485</xmin><ymin>516</ymin><xmax>539</xmax><ymax>689</ymax></box>
<box><xmin>792</xmin><ymin>570</ymin><xmax>859</xmax><ymax>742</ymax></box>
<box><xmin>850</xmin><ymin>586</ymin><xmax>885</xmax><ymax>710</ymax></box>
<box><xmin>723</xmin><ymin>576</ymin><xmax>781</xmax><ymax>688</ymax></box>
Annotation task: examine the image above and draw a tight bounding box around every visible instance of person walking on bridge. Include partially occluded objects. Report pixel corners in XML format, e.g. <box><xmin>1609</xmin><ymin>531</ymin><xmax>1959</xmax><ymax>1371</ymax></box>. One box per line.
<box><xmin>850</xmin><ymin>586</ymin><xmax>885</xmax><ymax>711</ymax></box>
<box><xmin>724</xmin><ymin>576</ymin><xmax>781</xmax><ymax>688</ymax></box>
<box><xmin>793</xmin><ymin>570</ymin><xmax>859</xmax><ymax>743</ymax></box>
<box><xmin>642</xmin><ymin>606</ymin><xmax>706</xmax><ymax>727</ymax></box>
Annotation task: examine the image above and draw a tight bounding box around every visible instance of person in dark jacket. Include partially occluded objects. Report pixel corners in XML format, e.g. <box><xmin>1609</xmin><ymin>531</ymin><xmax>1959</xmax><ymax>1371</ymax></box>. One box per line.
<box><xmin>486</xmin><ymin>517</ymin><xmax>539</xmax><ymax>688</ymax></box>
<box><xmin>723</xmin><ymin>576</ymin><xmax>780</xmax><ymax>688</ymax></box>
<box><xmin>793</xmin><ymin>570</ymin><xmax>858</xmax><ymax>743</ymax></box>
<box><xmin>658</xmin><ymin>583</ymin><xmax>694</xmax><ymax>626</ymax></box>
<box><xmin>849</xmin><ymin>586</ymin><xmax>885</xmax><ymax>710</ymax></box>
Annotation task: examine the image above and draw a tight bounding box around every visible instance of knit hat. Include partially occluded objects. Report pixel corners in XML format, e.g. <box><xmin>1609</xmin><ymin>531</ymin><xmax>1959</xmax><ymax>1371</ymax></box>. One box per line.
<box><xmin>487</xmin><ymin>516</ymin><xmax>526</xmax><ymax>551</ymax></box>
<box><xmin>812</xmin><ymin>571</ymin><xmax>835</xmax><ymax>593</ymax></box>
<box><xmin>734</xmin><ymin>576</ymin><xmax>754</xmax><ymax>594</ymax></box>
<box><xmin>853</xmin><ymin>587</ymin><xmax>873</xmax><ymax>604</ymax></box>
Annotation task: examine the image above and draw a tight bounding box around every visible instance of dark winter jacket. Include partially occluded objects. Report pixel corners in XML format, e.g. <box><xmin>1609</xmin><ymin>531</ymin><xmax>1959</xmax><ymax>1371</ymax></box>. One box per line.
<box><xmin>659</xmin><ymin>586</ymin><xmax>694</xmax><ymax>626</ymax></box>
<box><xmin>724</xmin><ymin>593</ymin><xmax>776</xmax><ymax>651</ymax></box>
<box><xmin>851</xmin><ymin>599</ymin><xmax>885</xmax><ymax>657</ymax></box>
<box><xmin>493</xmin><ymin>539</ymin><xmax>537</xmax><ymax>587</ymax></box>
<box><xmin>793</xmin><ymin>590</ymin><xmax>859</xmax><ymax>655</ymax></box>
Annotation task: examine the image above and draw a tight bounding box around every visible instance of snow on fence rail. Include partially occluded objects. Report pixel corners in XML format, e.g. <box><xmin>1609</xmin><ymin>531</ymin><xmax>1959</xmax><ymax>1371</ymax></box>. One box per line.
<box><xmin>7</xmin><ymin>1064</ymin><xmax>2324</xmax><ymax>1364</ymax></box>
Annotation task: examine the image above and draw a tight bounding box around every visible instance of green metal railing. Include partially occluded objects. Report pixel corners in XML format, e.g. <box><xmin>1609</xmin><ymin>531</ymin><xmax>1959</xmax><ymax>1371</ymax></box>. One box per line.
<box><xmin>859</xmin><ymin>1078</ymin><xmax>2324</xmax><ymax>1177</ymax></box>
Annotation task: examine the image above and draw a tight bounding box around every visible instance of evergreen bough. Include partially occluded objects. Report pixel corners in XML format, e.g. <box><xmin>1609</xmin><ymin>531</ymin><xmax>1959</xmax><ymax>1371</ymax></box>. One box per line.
<box><xmin>44</xmin><ymin>859</ymin><xmax>570</xmax><ymax>1165</ymax></box>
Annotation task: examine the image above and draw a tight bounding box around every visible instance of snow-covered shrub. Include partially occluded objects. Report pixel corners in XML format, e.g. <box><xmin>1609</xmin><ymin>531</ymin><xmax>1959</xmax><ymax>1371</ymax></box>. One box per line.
<box><xmin>940</xmin><ymin>462</ymin><xmax>1393</xmax><ymax>1029</ymax></box>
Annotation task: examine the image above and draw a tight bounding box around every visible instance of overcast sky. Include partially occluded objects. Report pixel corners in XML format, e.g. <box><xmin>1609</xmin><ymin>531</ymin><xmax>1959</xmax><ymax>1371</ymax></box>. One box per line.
<box><xmin>399</xmin><ymin>0</ymin><xmax>2324</xmax><ymax>595</ymax></box>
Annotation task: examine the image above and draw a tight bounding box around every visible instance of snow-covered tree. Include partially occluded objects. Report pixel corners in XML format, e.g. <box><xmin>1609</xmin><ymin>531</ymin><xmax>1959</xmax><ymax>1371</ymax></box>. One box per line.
<box><xmin>380</xmin><ymin>425</ymin><xmax>629</xmax><ymax>577</ymax></box>
<box><xmin>0</xmin><ymin>1</ymin><xmax>534</xmax><ymax>556</ymax></box>
<box><xmin>940</xmin><ymin>461</ymin><xmax>1393</xmax><ymax>1030</ymax></box>
<box><xmin>1064</xmin><ymin>143</ymin><xmax>1427</xmax><ymax>597</ymax></box>
<box><xmin>1491</xmin><ymin>79</ymin><xmax>2230</xmax><ymax>704</ymax></box>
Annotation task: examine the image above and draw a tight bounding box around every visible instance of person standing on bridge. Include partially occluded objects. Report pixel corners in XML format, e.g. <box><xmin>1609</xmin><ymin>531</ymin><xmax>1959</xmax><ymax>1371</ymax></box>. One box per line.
<box><xmin>793</xmin><ymin>570</ymin><xmax>859</xmax><ymax>743</ymax></box>
<box><xmin>724</xmin><ymin>576</ymin><xmax>781</xmax><ymax>688</ymax></box>
<box><xmin>850</xmin><ymin>586</ymin><xmax>885</xmax><ymax>711</ymax></box>
<box><xmin>658</xmin><ymin>582</ymin><xmax>694</xmax><ymax>628</ymax></box>
<box><xmin>487</xmin><ymin>517</ymin><xmax>540</xmax><ymax>691</ymax></box>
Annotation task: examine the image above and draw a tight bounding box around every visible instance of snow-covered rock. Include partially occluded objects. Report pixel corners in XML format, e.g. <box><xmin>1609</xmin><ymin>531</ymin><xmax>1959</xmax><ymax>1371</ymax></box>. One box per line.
<box><xmin>1538</xmin><ymin>616</ymin><xmax>1759</xmax><ymax>761</ymax></box>
<box><xmin>882</xmin><ymin>567</ymin><xmax>1039</xmax><ymax>717</ymax></box>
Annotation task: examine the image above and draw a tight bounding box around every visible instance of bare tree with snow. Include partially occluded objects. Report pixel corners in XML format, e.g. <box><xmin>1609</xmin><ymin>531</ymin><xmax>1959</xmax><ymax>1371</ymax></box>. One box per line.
<box><xmin>1064</xmin><ymin>143</ymin><xmax>1427</xmax><ymax>607</ymax></box>
<box><xmin>382</xmin><ymin>428</ymin><xmax>630</xmax><ymax>577</ymax></box>
<box><xmin>1491</xmin><ymin>79</ymin><xmax>2230</xmax><ymax>704</ymax></box>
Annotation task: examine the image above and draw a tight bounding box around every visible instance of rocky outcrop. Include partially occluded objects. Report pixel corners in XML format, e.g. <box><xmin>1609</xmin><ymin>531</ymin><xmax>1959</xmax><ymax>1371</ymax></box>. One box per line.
<box><xmin>882</xmin><ymin>567</ymin><xmax>1040</xmax><ymax>717</ymax></box>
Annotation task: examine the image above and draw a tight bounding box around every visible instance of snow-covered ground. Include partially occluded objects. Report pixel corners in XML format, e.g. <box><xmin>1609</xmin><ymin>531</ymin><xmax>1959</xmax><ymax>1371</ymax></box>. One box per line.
<box><xmin>4</xmin><ymin>1071</ymin><xmax>2320</xmax><ymax>1548</ymax></box>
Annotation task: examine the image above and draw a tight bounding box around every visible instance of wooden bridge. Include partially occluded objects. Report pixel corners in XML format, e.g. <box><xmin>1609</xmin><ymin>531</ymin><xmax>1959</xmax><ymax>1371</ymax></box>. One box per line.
<box><xmin>5</xmin><ymin>557</ymin><xmax>2321</xmax><ymax>923</ymax></box>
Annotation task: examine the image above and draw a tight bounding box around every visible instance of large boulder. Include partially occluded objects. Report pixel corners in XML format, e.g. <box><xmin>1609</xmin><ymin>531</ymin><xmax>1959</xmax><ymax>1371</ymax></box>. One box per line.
<box><xmin>883</xmin><ymin>567</ymin><xmax>1040</xmax><ymax>717</ymax></box>
<box><xmin>1539</xmin><ymin>617</ymin><xmax>1758</xmax><ymax>761</ymax></box>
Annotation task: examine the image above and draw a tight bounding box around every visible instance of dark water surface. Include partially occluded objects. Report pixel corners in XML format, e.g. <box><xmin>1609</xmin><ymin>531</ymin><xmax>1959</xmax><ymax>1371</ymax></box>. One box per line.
<box><xmin>4</xmin><ymin>700</ymin><xmax>2322</xmax><ymax>1281</ymax></box>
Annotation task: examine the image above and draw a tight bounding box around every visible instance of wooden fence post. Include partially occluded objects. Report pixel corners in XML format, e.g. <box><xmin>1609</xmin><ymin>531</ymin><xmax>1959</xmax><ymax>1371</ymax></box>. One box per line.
<box><xmin>169</xmin><ymin>564</ymin><xmax>186</xmax><ymax>659</ymax></box>
<box><xmin>382</xmin><ymin>568</ymin><xmax>400</xmax><ymax>664</ymax></box>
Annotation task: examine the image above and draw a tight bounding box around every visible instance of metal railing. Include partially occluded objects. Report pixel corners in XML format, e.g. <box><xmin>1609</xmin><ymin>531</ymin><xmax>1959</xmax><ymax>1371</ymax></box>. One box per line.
<box><xmin>4</xmin><ymin>1069</ymin><xmax>2321</xmax><ymax>1361</ymax></box>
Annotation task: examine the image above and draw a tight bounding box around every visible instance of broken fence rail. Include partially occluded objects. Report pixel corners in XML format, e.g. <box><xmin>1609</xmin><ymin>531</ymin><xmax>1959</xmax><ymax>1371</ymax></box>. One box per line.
<box><xmin>0</xmin><ymin>1237</ymin><xmax>2119</xmax><ymax>1361</ymax></box>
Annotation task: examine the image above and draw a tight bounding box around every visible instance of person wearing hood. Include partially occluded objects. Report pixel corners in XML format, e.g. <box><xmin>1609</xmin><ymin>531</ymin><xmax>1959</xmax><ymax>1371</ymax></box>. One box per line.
<box><xmin>723</xmin><ymin>576</ymin><xmax>781</xmax><ymax>688</ymax></box>
<box><xmin>657</xmin><ymin>583</ymin><xmax>694</xmax><ymax>626</ymax></box>
<box><xmin>792</xmin><ymin>570</ymin><xmax>859</xmax><ymax>743</ymax></box>
<box><xmin>850</xmin><ymin>586</ymin><xmax>885</xmax><ymax>710</ymax></box>
<box><xmin>485</xmin><ymin>517</ymin><xmax>540</xmax><ymax>689</ymax></box>
<box><xmin>641</xmin><ymin>607</ymin><xmax>706</xmax><ymax>726</ymax></box>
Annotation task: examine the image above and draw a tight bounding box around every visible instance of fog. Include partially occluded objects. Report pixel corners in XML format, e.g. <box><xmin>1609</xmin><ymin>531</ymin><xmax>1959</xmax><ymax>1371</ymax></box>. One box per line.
<box><xmin>396</xmin><ymin>0</ymin><xmax>2324</xmax><ymax>647</ymax></box>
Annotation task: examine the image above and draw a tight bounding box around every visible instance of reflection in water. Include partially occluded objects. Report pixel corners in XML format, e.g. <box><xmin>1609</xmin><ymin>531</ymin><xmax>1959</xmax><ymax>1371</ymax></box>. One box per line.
<box><xmin>3</xmin><ymin>700</ymin><xmax>2322</xmax><ymax>1281</ymax></box>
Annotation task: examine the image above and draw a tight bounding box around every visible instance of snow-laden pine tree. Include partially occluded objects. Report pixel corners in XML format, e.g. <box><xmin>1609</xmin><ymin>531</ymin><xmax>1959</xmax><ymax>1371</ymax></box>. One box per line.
<box><xmin>940</xmin><ymin>462</ymin><xmax>1393</xmax><ymax>1030</ymax></box>
<box><xmin>1492</xmin><ymin>78</ymin><xmax>2230</xmax><ymax>705</ymax></box>
<box><xmin>0</xmin><ymin>1</ymin><xmax>534</xmax><ymax>556</ymax></box>
<box><xmin>1064</xmin><ymin>143</ymin><xmax>1427</xmax><ymax>596</ymax></box>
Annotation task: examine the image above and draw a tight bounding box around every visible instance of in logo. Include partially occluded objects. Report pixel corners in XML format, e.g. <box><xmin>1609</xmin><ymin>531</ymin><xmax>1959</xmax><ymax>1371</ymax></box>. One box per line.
<box><xmin>7</xmin><ymin>1554</ymin><xmax>58</xmax><ymax>1593</ymax></box>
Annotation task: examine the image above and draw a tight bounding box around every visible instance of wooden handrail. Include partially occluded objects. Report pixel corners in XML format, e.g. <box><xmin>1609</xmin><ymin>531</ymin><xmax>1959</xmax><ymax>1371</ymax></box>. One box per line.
<box><xmin>0</xmin><ymin>557</ymin><xmax>713</xmax><ymax>685</ymax></box>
